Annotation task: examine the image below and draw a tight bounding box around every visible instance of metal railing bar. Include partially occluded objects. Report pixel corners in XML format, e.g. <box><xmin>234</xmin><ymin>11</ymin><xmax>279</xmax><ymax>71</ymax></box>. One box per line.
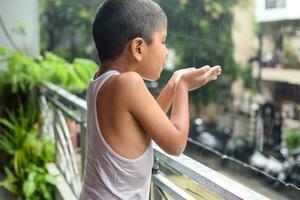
<box><xmin>153</xmin><ymin>145</ymin><xmax>270</xmax><ymax>200</ymax></box>
<box><xmin>57</xmin><ymin>110</ymin><xmax>82</xmax><ymax>194</ymax></box>
<box><xmin>55</xmin><ymin>121</ymin><xmax>80</xmax><ymax>194</ymax></box>
<box><xmin>43</xmin><ymin>82</ymin><xmax>87</xmax><ymax>113</ymax></box>
<box><xmin>46</xmin><ymin>94</ymin><xmax>82</xmax><ymax>123</ymax></box>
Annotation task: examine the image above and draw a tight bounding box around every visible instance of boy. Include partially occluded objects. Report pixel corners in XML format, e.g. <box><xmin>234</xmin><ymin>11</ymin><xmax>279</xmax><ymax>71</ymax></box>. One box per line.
<box><xmin>80</xmin><ymin>0</ymin><xmax>222</xmax><ymax>199</ymax></box>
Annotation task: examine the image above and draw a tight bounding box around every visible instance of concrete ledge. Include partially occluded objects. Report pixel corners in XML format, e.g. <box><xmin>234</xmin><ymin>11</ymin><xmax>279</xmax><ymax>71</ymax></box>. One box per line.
<box><xmin>154</xmin><ymin>143</ymin><xmax>270</xmax><ymax>200</ymax></box>
<box><xmin>260</xmin><ymin>68</ymin><xmax>300</xmax><ymax>85</ymax></box>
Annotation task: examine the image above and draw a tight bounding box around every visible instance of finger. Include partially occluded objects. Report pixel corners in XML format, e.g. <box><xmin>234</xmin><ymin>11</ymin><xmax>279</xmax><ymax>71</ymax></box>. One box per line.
<box><xmin>185</xmin><ymin>65</ymin><xmax>210</xmax><ymax>77</ymax></box>
<box><xmin>185</xmin><ymin>67</ymin><xmax>196</xmax><ymax>70</ymax></box>
<box><xmin>211</xmin><ymin>65</ymin><xmax>221</xmax><ymax>72</ymax></box>
<box><xmin>207</xmin><ymin>75</ymin><xmax>217</xmax><ymax>82</ymax></box>
<box><xmin>204</xmin><ymin>67</ymin><xmax>216</xmax><ymax>78</ymax></box>
<box><xmin>175</xmin><ymin>67</ymin><xmax>195</xmax><ymax>74</ymax></box>
<box><xmin>210</xmin><ymin>71</ymin><xmax>221</xmax><ymax>81</ymax></box>
<box><xmin>197</xmin><ymin>65</ymin><xmax>210</xmax><ymax>74</ymax></box>
<box><xmin>208</xmin><ymin>66</ymin><xmax>221</xmax><ymax>78</ymax></box>
<box><xmin>214</xmin><ymin>69</ymin><xmax>222</xmax><ymax>76</ymax></box>
<box><xmin>213</xmin><ymin>65</ymin><xmax>222</xmax><ymax>74</ymax></box>
<box><xmin>175</xmin><ymin>68</ymin><xmax>195</xmax><ymax>79</ymax></box>
<box><xmin>182</xmin><ymin>67</ymin><xmax>196</xmax><ymax>73</ymax></box>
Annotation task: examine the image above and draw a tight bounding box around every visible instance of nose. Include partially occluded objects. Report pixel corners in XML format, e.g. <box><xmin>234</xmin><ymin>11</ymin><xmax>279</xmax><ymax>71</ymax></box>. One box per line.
<box><xmin>165</xmin><ymin>47</ymin><xmax>169</xmax><ymax>58</ymax></box>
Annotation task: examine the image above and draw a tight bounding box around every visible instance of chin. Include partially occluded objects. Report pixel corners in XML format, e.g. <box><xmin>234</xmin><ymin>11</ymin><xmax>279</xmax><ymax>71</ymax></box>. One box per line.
<box><xmin>143</xmin><ymin>77</ymin><xmax>159</xmax><ymax>81</ymax></box>
<box><xmin>155</xmin><ymin>74</ymin><xmax>161</xmax><ymax>81</ymax></box>
<box><xmin>153</xmin><ymin>73</ymin><xmax>161</xmax><ymax>81</ymax></box>
<box><xmin>143</xmin><ymin>72</ymin><xmax>161</xmax><ymax>81</ymax></box>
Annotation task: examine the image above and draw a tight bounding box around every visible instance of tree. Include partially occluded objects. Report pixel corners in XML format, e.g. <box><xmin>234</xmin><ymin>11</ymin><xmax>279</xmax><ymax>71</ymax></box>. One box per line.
<box><xmin>40</xmin><ymin>0</ymin><xmax>101</xmax><ymax>60</ymax></box>
<box><xmin>156</xmin><ymin>0</ymin><xmax>240</xmax><ymax>109</ymax></box>
<box><xmin>40</xmin><ymin>0</ymin><xmax>242</xmax><ymax>110</ymax></box>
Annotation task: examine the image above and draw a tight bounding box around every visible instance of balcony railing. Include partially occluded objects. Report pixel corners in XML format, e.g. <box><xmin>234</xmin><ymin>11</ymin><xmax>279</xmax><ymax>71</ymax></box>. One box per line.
<box><xmin>40</xmin><ymin>82</ymin><xmax>270</xmax><ymax>200</ymax></box>
<box><xmin>253</xmin><ymin>67</ymin><xmax>300</xmax><ymax>85</ymax></box>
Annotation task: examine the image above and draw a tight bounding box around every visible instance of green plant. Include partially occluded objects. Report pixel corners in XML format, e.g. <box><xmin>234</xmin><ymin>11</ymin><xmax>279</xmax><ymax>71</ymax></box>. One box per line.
<box><xmin>0</xmin><ymin>108</ymin><xmax>56</xmax><ymax>199</ymax></box>
<box><xmin>0</xmin><ymin>46</ymin><xmax>99</xmax><ymax>198</ymax></box>
<box><xmin>40</xmin><ymin>0</ymin><xmax>100</xmax><ymax>60</ymax></box>
<box><xmin>0</xmin><ymin>49</ymin><xmax>42</xmax><ymax>93</ymax></box>
<box><xmin>239</xmin><ymin>65</ymin><xmax>253</xmax><ymax>90</ymax></box>
<box><xmin>283</xmin><ymin>129</ymin><xmax>300</xmax><ymax>150</ymax></box>
<box><xmin>40</xmin><ymin>52</ymin><xmax>87</xmax><ymax>91</ymax></box>
<box><xmin>283</xmin><ymin>45</ymin><xmax>300</xmax><ymax>69</ymax></box>
<box><xmin>0</xmin><ymin>46</ymin><xmax>98</xmax><ymax>94</ymax></box>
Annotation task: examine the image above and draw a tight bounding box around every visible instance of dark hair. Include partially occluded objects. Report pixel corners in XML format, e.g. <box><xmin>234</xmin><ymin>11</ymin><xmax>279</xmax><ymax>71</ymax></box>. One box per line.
<box><xmin>92</xmin><ymin>0</ymin><xmax>167</xmax><ymax>62</ymax></box>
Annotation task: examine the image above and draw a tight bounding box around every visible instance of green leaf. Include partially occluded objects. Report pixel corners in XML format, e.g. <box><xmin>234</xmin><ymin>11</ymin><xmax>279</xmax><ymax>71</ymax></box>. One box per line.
<box><xmin>4</xmin><ymin>166</ymin><xmax>14</xmax><ymax>177</ymax></box>
<box><xmin>0</xmin><ymin>118</ymin><xmax>15</xmax><ymax>131</ymax></box>
<box><xmin>44</xmin><ymin>174</ymin><xmax>56</xmax><ymax>185</ymax></box>
<box><xmin>40</xmin><ymin>183</ymin><xmax>52</xmax><ymax>200</ymax></box>
<box><xmin>13</xmin><ymin>149</ymin><xmax>25</xmax><ymax>177</ymax></box>
<box><xmin>1</xmin><ymin>182</ymin><xmax>19</xmax><ymax>195</ymax></box>
<box><xmin>23</xmin><ymin>180</ymin><xmax>36</xmax><ymax>197</ymax></box>
<box><xmin>42</xmin><ymin>139</ymin><xmax>55</xmax><ymax>162</ymax></box>
<box><xmin>28</xmin><ymin>172</ymin><xmax>37</xmax><ymax>181</ymax></box>
<box><xmin>0</xmin><ymin>175</ymin><xmax>19</xmax><ymax>195</ymax></box>
<box><xmin>0</xmin><ymin>134</ymin><xmax>14</xmax><ymax>155</ymax></box>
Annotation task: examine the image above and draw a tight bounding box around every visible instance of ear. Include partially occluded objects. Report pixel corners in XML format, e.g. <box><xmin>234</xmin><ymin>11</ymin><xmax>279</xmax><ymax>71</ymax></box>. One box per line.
<box><xmin>130</xmin><ymin>37</ymin><xmax>146</xmax><ymax>62</ymax></box>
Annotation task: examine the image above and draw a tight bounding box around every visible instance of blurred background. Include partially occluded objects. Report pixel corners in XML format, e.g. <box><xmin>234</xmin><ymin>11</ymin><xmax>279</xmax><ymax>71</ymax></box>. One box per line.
<box><xmin>1</xmin><ymin>0</ymin><xmax>300</xmax><ymax>199</ymax></box>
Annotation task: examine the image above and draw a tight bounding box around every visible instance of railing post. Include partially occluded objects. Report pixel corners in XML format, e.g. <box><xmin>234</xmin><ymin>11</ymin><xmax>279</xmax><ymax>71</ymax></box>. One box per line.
<box><xmin>79</xmin><ymin>113</ymin><xmax>87</xmax><ymax>178</ymax></box>
<box><xmin>152</xmin><ymin>157</ymin><xmax>163</xmax><ymax>200</ymax></box>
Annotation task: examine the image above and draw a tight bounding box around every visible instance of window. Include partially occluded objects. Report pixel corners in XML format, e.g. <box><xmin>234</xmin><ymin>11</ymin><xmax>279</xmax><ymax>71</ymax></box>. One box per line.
<box><xmin>266</xmin><ymin>0</ymin><xmax>286</xmax><ymax>9</ymax></box>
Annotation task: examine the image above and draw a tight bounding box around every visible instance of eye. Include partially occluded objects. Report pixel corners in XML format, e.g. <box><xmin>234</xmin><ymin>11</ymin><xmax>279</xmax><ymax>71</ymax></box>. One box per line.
<box><xmin>162</xmin><ymin>37</ymin><xmax>167</xmax><ymax>44</ymax></box>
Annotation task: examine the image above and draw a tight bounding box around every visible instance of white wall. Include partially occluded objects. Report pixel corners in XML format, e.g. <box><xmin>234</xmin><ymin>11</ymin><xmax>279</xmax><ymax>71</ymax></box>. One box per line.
<box><xmin>232</xmin><ymin>0</ymin><xmax>259</xmax><ymax>66</ymax></box>
<box><xmin>255</xmin><ymin>0</ymin><xmax>300</xmax><ymax>22</ymax></box>
<box><xmin>0</xmin><ymin>0</ymin><xmax>39</xmax><ymax>57</ymax></box>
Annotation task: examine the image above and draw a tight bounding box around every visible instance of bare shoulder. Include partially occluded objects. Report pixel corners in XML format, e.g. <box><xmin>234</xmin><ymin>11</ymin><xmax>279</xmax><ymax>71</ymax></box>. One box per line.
<box><xmin>115</xmin><ymin>71</ymin><xmax>144</xmax><ymax>88</ymax></box>
<box><xmin>114</xmin><ymin>72</ymin><xmax>149</xmax><ymax>97</ymax></box>
<box><xmin>108</xmin><ymin>71</ymin><xmax>151</xmax><ymax>111</ymax></box>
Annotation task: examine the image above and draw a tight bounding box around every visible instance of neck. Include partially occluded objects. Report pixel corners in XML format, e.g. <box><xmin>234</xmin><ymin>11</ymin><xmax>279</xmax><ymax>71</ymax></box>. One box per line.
<box><xmin>99</xmin><ymin>57</ymin><xmax>137</xmax><ymax>74</ymax></box>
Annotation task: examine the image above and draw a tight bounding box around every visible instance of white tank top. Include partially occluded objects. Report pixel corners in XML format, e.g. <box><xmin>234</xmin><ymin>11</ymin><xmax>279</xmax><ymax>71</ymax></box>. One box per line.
<box><xmin>80</xmin><ymin>70</ymin><xmax>153</xmax><ymax>200</ymax></box>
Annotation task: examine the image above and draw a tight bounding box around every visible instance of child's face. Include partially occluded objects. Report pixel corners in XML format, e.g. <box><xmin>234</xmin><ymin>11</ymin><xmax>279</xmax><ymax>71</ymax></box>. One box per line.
<box><xmin>140</xmin><ymin>26</ymin><xmax>168</xmax><ymax>81</ymax></box>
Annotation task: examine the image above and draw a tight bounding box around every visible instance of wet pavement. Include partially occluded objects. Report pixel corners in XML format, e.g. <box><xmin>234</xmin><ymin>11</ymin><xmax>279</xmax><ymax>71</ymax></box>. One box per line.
<box><xmin>183</xmin><ymin>142</ymin><xmax>298</xmax><ymax>200</ymax></box>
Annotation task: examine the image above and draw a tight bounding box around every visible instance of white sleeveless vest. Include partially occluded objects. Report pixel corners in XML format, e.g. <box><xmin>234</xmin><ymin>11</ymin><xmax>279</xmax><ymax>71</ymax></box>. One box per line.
<box><xmin>80</xmin><ymin>70</ymin><xmax>153</xmax><ymax>200</ymax></box>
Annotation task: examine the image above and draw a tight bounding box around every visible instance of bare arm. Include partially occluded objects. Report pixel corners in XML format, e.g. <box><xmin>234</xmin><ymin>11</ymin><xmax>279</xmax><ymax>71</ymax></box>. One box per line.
<box><xmin>167</xmin><ymin>65</ymin><xmax>222</xmax><ymax>153</ymax></box>
<box><xmin>156</xmin><ymin>68</ymin><xmax>195</xmax><ymax>113</ymax></box>
<box><xmin>169</xmin><ymin>80</ymin><xmax>189</xmax><ymax>153</ymax></box>
<box><xmin>121</xmin><ymin>66</ymin><xmax>221</xmax><ymax>156</ymax></box>
<box><xmin>156</xmin><ymin>79</ymin><xmax>175</xmax><ymax>113</ymax></box>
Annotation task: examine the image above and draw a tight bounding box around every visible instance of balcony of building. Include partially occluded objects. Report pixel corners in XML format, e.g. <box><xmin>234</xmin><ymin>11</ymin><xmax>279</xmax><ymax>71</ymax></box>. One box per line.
<box><xmin>36</xmin><ymin>82</ymin><xmax>270</xmax><ymax>200</ymax></box>
<box><xmin>255</xmin><ymin>0</ymin><xmax>300</xmax><ymax>23</ymax></box>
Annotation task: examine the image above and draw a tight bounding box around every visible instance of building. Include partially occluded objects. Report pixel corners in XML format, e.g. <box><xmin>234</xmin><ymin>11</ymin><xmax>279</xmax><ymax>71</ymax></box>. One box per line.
<box><xmin>0</xmin><ymin>0</ymin><xmax>40</xmax><ymax>58</ymax></box>
<box><xmin>254</xmin><ymin>0</ymin><xmax>300</xmax><ymax>128</ymax></box>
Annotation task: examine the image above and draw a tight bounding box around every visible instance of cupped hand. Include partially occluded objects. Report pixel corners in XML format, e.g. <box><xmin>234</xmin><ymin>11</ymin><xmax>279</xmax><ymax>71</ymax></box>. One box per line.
<box><xmin>169</xmin><ymin>67</ymin><xmax>196</xmax><ymax>87</ymax></box>
<box><xmin>179</xmin><ymin>65</ymin><xmax>222</xmax><ymax>91</ymax></box>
